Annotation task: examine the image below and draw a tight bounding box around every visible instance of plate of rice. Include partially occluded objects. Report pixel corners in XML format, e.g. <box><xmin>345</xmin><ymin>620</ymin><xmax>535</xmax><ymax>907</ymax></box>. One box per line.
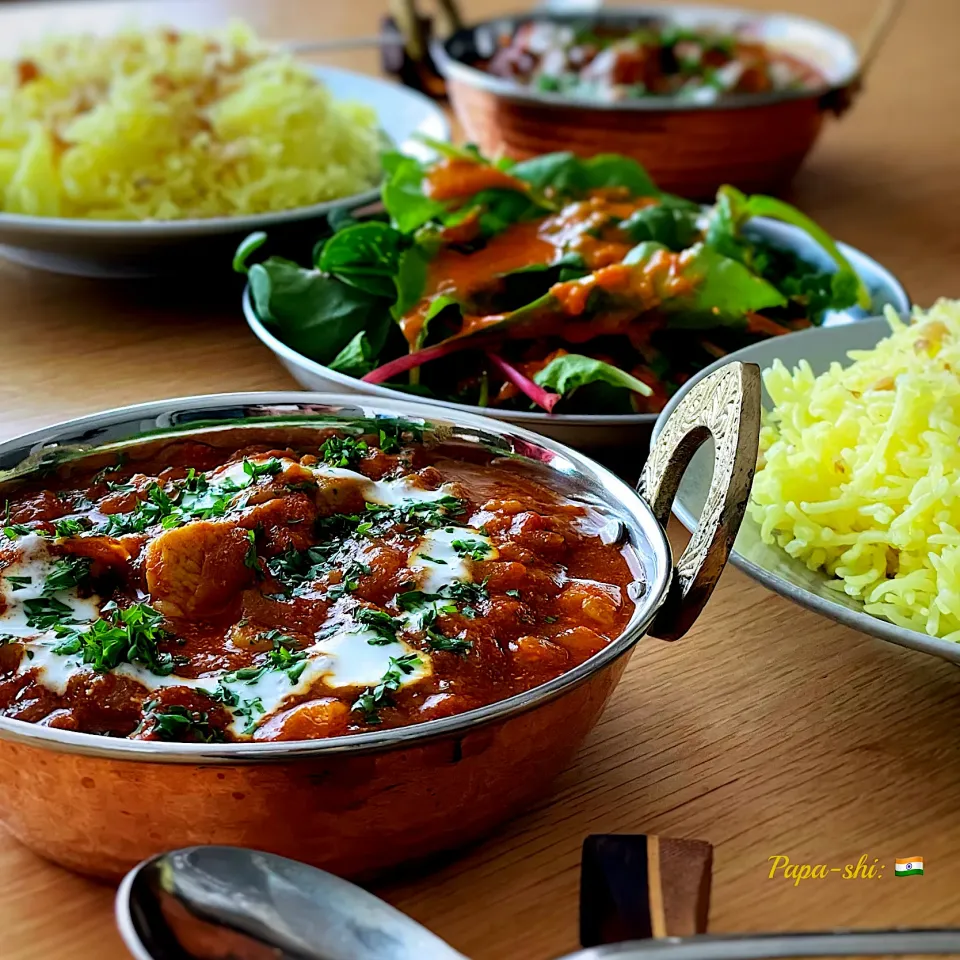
<box><xmin>0</xmin><ymin>21</ymin><xmax>448</xmax><ymax>277</ymax></box>
<box><xmin>653</xmin><ymin>299</ymin><xmax>960</xmax><ymax>663</ymax></box>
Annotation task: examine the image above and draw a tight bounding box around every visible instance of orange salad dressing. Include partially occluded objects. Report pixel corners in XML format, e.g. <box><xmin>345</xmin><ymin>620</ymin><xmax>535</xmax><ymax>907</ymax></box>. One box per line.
<box><xmin>399</xmin><ymin>190</ymin><xmax>666</xmax><ymax>347</ymax></box>
<box><xmin>424</xmin><ymin>158</ymin><xmax>528</xmax><ymax>201</ymax></box>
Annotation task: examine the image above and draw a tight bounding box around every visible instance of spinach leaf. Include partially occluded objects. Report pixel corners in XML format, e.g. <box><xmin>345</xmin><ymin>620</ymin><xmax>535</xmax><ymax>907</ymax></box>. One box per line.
<box><xmin>706</xmin><ymin>186</ymin><xmax>870</xmax><ymax>310</ymax></box>
<box><xmin>328</xmin><ymin>332</ymin><xmax>376</xmax><ymax>378</ymax></box>
<box><xmin>745</xmin><ymin>236</ymin><xmax>859</xmax><ymax>318</ymax></box>
<box><xmin>511</xmin><ymin>152</ymin><xmax>660</xmax><ymax>198</ymax></box>
<box><xmin>415</xmin><ymin>294</ymin><xmax>461</xmax><ymax>348</ymax></box>
<box><xmin>249</xmin><ymin>258</ymin><xmax>390</xmax><ymax>363</ymax></box>
<box><xmin>534</xmin><ymin>354</ymin><xmax>652</xmax><ymax>398</ymax></box>
<box><xmin>415</xmin><ymin>137</ymin><xmax>486</xmax><ymax>163</ymax></box>
<box><xmin>665</xmin><ymin>244</ymin><xmax>787</xmax><ymax>327</ymax></box>
<box><xmin>455</xmin><ymin>188</ymin><xmax>544</xmax><ymax>236</ymax></box>
<box><xmin>618</xmin><ymin>198</ymin><xmax>701</xmax><ymax>250</ymax></box>
<box><xmin>316</xmin><ymin>222</ymin><xmax>406</xmax><ymax>300</ymax></box>
<box><xmin>392</xmin><ymin>245</ymin><xmax>431</xmax><ymax>319</ymax></box>
<box><xmin>382</xmin><ymin>152</ymin><xmax>448</xmax><ymax>234</ymax></box>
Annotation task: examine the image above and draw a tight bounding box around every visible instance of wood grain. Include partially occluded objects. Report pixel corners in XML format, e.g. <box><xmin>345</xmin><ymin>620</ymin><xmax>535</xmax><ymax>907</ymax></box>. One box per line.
<box><xmin>2</xmin><ymin>1</ymin><xmax>960</xmax><ymax>959</ymax></box>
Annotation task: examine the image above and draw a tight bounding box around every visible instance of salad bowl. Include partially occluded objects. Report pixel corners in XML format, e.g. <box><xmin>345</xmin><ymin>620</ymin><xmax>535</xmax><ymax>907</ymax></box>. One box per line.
<box><xmin>243</xmin><ymin>225</ymin><xmax>907</xmax><ymax>452</ymax></box>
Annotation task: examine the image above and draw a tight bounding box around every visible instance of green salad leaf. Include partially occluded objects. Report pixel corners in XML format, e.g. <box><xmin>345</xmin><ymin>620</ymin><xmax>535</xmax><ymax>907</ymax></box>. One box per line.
<box><xmin>316</xmin><ymin>222</ymin><xmax>406</xmax><ymax>300</ymax></box>
<box><xmin>672</xmin><ymin>244</ymin><xmax>788</xmax><ymax>326</ymax></box>
<box><xmin>392</xmin><ymin>245</ymin><xmax>431</xmax><ymax>319</ymax></box>
<box><xmin>534</xmin><ymin>354</ymin><xmax>652</xmax><ymax>400</ymax></box>
<box><xmin>706</xmin><ymin>185</ymin><xmax>870</xmax><ymax>312</ymax></box>
<box><xmin>618</xmin><ymin>196</ymin><xmax>701</xmax><ymax>250</ymax></box>
<box><xmin>382</xmin><ymin>152</ymin><xmax>448</xmax><ymax>233</ymax></box>
<box><xmin>510</xmin><ymin>152</ymin><xmax>661</xmax><ymax>197</ymax></box>
<box><xmin>328</xmin><ymin>331</ymin><xmax>376</xmax><ymax>378</ymax></box>
<box><xmin>248</xmin><ymin>259</ymin><xmax>391</xmax><ymax>364</ymax></box>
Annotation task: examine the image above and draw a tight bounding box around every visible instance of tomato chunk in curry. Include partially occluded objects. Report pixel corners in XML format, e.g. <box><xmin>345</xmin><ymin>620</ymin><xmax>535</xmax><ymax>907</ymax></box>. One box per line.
<box><xmin>0</xmin><ymin>428</ymin><xmax>638</xmax><ymax>743</ymax></box>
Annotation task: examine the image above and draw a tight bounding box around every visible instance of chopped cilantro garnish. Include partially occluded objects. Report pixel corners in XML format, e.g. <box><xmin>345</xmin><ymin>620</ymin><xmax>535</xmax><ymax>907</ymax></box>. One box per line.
<box><xmin>242</xmin><ymin>458</ymin><xmax>283</xmax><ymax>483</ymax></box>
<box><xmin>4</xmin><ymin>575</ymin><xmax>31</xmax><ymax>590</ymax></box>
<box><xmin>396</xmin><ymin>587</ymin><xmax>478</xmax><ymax>654</ymax></box>
<box><xmin>3</xmin><ymin>523</ymin><xmax>33</xmax><ymax>540</ymax></box>
<box><xmin>221</xmin><ymin>665</ymin><xmax>269</xmax><ymax>684</ymax></box>
<box><xmin>363</xmin><ymin>495</ymin><xmax>467</xmax><ymax>533</ymax></box>
<box><xmin>51</xmin><ymin>601</ymin><xmax>176</xmax><ymax>675</ymax></box>
<box><xmin>325</xmin><ymin>560</ymin><xmax>372</xmax><ymax>599</ymax></box>
<box><xmin>24</xmin><ymin>596</ymin><xmax>78</xmax><ymax>631</ymax></box>
<box><xmin>91</xmin><ymin>454</ymin><xmax>128</xmax><ymax>484</ymax></box>
<box><xmin>232</xmin><ymin>696</ymin><xmax>266</xmax><ymax>734</ymax></box>
<box><xmin>418</xmin><ymin>554</ymin><xmax>447</xmax><ymax>565</ymax></box>
<box><xmin>52</xmin><ymin>517</ymin><xmax>92</xmax><ymax>538</ymax></box>
<box><xmin>505</xmin><ymin>589</ymin><xmax>521</xmax><ymax>599</ymax></box>
<box><xmin>451</xmin><ymin>538</ymin><xmax>491</xmax><ymax>561</ymax></box>
<box><xmin>100</xmin><ymin>484</ymin><xmax>175</xmax><ymax>535</ymax></box>
<box><xmin>354</xmin><ymin>606</ymin><xmax>405</xmax><ymax>645</ymax></box>
<box><xmin>1</xmin><ymin>500</ymin><xmax>32</xmax><ymax>540</ymax></box>
<box><xmin>261</xmin><ymin>630</ymin><xmax>309</xmax><ymax>679</ymax></box>
<box><xmin>243</xmin><ymin>530</ymin><xmax>260</xmax><ymax>571</ymax></box>
<box><xmin>320</xmin><ymin>436</ymin><xmax>368</xmax><ymax>468</ymax></box>
<box><xmin>543</xmin><ymin>615</ymin><xmax>559</xmax><ymax>623</ymax></box>
<box><xmin>41</xmin><ymin>556</ymin><xmax>92</xmax><ymax>596</ymax></box>
<box><xmin>143</xmin><ymin>703</ymin><xmax>224</xmax><ymax>743</ymax></box>
<box><xmin>175</xmin><ymin>469</ymin><xmax>236</xmax><ymax>521</ymax></box>
<box><xmin>377</xmin><ymin>427</ymin><xmax>401</xmax><ymax>454</ymax></box>
<box><xmin>352</xmin><ymin>652</ymin><xmax>421</xmax><ymax>723</ymax></box>
<box><xmin>424</xmin><ymin>631</ymin><xmax>473</xmax><ymax>654</ymax></box>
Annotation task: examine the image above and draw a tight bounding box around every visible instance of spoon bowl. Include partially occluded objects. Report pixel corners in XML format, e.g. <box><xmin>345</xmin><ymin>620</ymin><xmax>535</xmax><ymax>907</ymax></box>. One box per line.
<box><xmin>116</xmin><ymin>846</ymin><xmax>467</xmax><ymax>960</ymax></box>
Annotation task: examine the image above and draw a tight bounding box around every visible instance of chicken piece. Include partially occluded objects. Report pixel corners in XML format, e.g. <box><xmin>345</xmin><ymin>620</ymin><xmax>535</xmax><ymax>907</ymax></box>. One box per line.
<box><xmin>145</xmin><ymin>520</ymin><xmax>252</xmax><ymax>618</ymax></box>
<box><xmin>236</xmin><ymin>492</ymin><xmax>317</xmax><ymax>554</ymax></box>
<box><xmin>59</xmin><ymin>535</ymin><xmax>133</xmax><ymax>575</ymax></box>
<box><xmin>313</xmin><ymin>475</ymin><xmax>367</xmax><ymax>516</ymax></box>
<box><xmin>253</xmin><ymin>698</ymin><xmax>350</xmax><ymax>741</ymax></box>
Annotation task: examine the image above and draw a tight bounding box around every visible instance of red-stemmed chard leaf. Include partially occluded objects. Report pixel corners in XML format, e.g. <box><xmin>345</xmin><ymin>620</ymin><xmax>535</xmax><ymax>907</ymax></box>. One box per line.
<box><xmin>362</xmin><ymin>337</ymin><xmax>492</xmax><ymax>384</ymax></box>
<box><xmin>485</xmin><ymin>352</ymin><xmax>560</xmax><ymax>413</ymax></box>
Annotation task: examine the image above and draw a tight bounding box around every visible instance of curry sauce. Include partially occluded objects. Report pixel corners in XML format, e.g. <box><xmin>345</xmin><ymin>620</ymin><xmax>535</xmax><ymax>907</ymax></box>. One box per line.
<box><xmin>0</xmin><ymin>428</ymin><xmax>637</xmax><ymax>743</ymax></box>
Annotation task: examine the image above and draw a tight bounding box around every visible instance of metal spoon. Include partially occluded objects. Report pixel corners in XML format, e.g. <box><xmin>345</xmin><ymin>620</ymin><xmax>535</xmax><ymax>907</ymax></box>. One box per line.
<box><xmin>116</xmin><ymin>845</ymin><xmax>468</xmax><ymax>960</ymax></box>
<box><xmin>118</xmin><ymin>846</ymin><xmax>960</xmax><ymax>960</ymax></box>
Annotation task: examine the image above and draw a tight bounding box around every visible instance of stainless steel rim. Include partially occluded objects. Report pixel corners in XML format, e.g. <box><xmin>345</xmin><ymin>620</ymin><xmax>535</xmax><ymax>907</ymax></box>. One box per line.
<box><xmin>0</xmin><ymin>390</ymin><xmax>673</xmax><ymax>763</ymax></box>
<box><xmin>434</xmin><ymin>5</ymin><xmax>860</xmax><ymax>113</ymax></box>
<box><xmin>564</xmin><ymin>929</ymin><xmax>960</xmax><ymax>959</ymax></box>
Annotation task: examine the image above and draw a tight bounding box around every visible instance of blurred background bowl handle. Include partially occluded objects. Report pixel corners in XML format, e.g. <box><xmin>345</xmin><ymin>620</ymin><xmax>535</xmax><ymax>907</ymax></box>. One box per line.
<box><xmin>638</xmin><ymin>362</ymin><xmax>761</xmax><ymax>642</ymax></box>
<box><xmin>821</xmin><ymin>0</ymin><xmax>904</xmax><ymax>114</ymax></box>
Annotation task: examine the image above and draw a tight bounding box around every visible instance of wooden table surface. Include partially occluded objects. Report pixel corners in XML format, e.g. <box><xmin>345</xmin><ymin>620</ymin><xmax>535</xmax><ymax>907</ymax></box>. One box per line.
<box><xmin>2</xmin><ymin>0</ymin><xmax>960</xmax><ymax>957</ymax></box>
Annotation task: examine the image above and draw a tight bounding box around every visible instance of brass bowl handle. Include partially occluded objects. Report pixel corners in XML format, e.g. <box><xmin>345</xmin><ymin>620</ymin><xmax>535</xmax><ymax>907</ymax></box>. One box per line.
<box><xmin>638</xmin><ymin>361</ymin><xmax>761</xmax><ymax>642</ymax></box>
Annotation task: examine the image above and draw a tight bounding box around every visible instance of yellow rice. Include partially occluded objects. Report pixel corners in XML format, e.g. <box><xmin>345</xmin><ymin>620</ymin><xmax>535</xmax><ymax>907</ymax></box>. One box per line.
<box><xmin>0</xmin><ymin>22</ymin><xmax>382</xmax><ymax>220</ymax></box>
<box><xmin>749</xmin><ymin>299</ymin><xmax>960</xmax><ymax>640</ymax></box>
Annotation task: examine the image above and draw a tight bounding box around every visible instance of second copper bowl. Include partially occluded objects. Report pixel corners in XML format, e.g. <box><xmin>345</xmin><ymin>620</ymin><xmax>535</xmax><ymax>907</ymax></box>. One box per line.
<box><xmin>433</xmin><ymin>6</ymin><xmax>861</xmax><ymax>199</ymax></box>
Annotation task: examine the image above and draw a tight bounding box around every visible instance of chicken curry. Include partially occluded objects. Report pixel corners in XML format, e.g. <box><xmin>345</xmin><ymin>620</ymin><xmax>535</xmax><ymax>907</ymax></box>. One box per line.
<box><xmin>0</xmin><ymin>425</ymin><xmax>638</xmax><ymax>743</ymax></box>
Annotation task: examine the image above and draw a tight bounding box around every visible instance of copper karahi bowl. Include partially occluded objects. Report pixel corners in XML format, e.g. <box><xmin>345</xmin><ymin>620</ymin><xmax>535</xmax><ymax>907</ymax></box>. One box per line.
<box><xmin>0</xmin><ymin>366</ymin><xmax>758</xmax><ymax>880</ymax></box>
<box><xmin>433</xmin><ymin>5</ymin><xmax>860</xmax><ymax>199</ymax></box>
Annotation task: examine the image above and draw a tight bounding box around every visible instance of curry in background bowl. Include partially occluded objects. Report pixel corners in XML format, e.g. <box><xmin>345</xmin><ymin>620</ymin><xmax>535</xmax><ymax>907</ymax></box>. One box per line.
<box><xmin>433</xmin><ymin>5</ymin><xmax>861</xmax><ymax>197</ymax></box>
<box><xmin>0</xmin><ymin>372</ymin><xmax>757</xmax><ymax>879</ymax></box>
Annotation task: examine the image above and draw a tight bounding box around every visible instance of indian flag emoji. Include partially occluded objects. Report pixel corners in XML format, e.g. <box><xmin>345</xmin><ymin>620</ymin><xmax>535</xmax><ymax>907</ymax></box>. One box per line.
<box><xmin>895</xmin><ymin>857</ymin><xmax>924</xmax><ymax>877</ymax></box>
